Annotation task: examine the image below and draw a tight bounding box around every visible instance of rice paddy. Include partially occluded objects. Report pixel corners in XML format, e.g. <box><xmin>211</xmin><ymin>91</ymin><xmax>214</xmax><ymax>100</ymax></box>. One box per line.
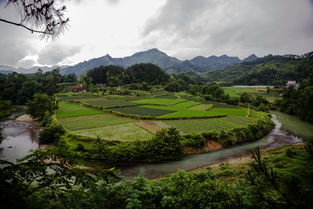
<box><xmin>56</xmin><ymin>94</ymin><xmax>263</xmax><ymax>142</ymax></box>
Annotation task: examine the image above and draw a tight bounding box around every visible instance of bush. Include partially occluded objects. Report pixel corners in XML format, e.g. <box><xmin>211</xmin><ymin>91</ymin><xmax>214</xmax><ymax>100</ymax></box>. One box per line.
<box><xmin>39</xmin><ymin>124</ymin><xmax>65</xmax><ymax>144</ymax></box>
<box><xmin>183</xmin><ymin>134</ymin><xmax>206</xmax><ymax>148</ymax></box>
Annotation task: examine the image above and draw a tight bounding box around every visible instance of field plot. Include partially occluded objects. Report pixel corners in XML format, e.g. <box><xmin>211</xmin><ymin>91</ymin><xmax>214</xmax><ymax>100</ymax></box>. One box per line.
<box><xmin>188</xmin><ymin>104</ymin><xmax>213</xmax><ymax>111</ymax></box>
<box><xmin>58</xmin><ymin>114</ymin><xmax>134</xmax><ymax>131</ymax></box>
<box><xmin>165</xmin><ymin>115</ymin><xmax>254</xmax><ymax>134</ymax></box>
<box><xmin>223</xmin><ymin>87</ymin><xmax>259</xmax><ymax>98</ymax></box>
<box><xmin>133</xmin><ymin>98</ymin><xmax>185</xmax><ymax>105</ymax></box>
<box><xmin>84</xmin><ymin>99</ymin><xmax>136</xmax><ymax>108</ymax></box>
<box><xmin>136</xmin><ymin>120</ymin><xmax>171</xmax><ymax>133</ymax></box>
<box><xmin>112</xmin><ymin>106</ymin><xmax>175</xmax><ymax>116</ymax></box>
<box><xmin>158</xmin><ymin>109</ymin><xmax>225</xmax><ymax>119</ymax></box>
<box><xmin>207</xmin><ymin>108</ymin><xmax>248</xmax><ymax>117</ymax></box>
<box><xmin>58</xmin><ymin>95</ymin><xmax>102</xmax><ymax>101</ymax></box>
<box><xmin>56</xmin><ymin>102</ymin><xmax>104</xmax><ymax>119</ymax></box>
<box><xmin>72</xmin><ymin>123</ymin><xmax>152</xmax><ymax>142</ymax></box>
<box><xmin>142</xmin><ymin>101</ymin><xmax>199</xmax><ymax>111</ymax></box>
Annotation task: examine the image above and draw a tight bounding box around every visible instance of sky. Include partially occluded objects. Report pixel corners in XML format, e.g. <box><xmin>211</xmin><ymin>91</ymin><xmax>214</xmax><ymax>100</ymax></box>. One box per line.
<box><xmin>0</xmin><ymin>0</ymin><xmax>313</xmax><ymax>68</ymax></box>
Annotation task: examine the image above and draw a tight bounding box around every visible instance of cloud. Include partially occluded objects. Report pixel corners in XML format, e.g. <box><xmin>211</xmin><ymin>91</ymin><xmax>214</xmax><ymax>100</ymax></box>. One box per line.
<box><xmin>142</xmin><ymin>0</ymin><xmax>313</xmax><ymax>59</ymax></box>
<box><xmin>0</xmin><ymin>6</ymin><xmax>37</xmax><ymax>66</ymax></box>
<box><xmin>37</xmin><ymin>43</ymin><xmax>82</xmax><ymax>65</ymax></box>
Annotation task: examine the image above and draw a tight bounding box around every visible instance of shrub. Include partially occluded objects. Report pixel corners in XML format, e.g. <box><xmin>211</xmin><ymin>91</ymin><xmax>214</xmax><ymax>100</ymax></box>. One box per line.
<box><xmin>183</xmin><ymin>134</ymin><xmax>206</xmax><ymax>148</ymax></box>
<box><xmin>39</xmin><ymin>124</ymin><xmax>65</xmax><ymax>144</ymax></box>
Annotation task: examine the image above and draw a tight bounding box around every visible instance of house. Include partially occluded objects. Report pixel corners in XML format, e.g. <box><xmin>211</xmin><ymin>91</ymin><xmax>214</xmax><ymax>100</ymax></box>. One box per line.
<box><xmin>286</xmin><ymin>81</ymin><xmax>299</xmax><ymax>88</ymax></box>
<box><xmin>72</xmin><ymin>84</ymin><xmax>86</xmax><ymax>93</ymax></box>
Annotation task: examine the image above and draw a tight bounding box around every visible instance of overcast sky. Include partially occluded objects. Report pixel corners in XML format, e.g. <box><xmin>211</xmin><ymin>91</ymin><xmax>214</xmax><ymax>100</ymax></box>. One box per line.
<box><xmin>0</xmin><ymin>0</ymin><xmax>313</xmax><ymax>68</ymax></box>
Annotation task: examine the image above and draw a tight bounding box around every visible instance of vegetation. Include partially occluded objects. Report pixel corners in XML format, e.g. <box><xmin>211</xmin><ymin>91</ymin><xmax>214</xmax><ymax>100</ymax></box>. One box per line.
<box><xmin>276</xmin><ymin>74</ymin><xmax>313</xmax><ymax>123</ymax></box>
<box><xmin>26</xmin><ymin>93</ymin><xmax>58</xmax><ymax>120</ymax></box>
<box><xmin>0</xmin><ymin>100</ymin><xmax>13</xmax><ymax>119</ymax></box>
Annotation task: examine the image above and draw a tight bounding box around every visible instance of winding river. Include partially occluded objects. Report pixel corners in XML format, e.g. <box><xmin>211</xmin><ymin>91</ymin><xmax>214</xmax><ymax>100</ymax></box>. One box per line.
<box><xmin>0</xmin><ymin>111</ymin><xmax>312</xmax><ymax>179</ymax></box>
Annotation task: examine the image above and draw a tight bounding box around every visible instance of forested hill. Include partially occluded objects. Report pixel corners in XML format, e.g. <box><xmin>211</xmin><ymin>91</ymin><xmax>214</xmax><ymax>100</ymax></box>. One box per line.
<box><xmin>205</xmin><ymin>54</ymin><xmax>313</xmax><ymax>85</ymax></box>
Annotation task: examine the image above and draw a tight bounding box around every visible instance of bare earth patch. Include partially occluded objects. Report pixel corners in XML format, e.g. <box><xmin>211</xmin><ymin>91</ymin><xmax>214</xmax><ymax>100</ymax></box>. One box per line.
<box><xmin>184</xmin><ymin>140</ymin><xmax>223</xmax><ymax>155</ymax></box>
<box><xmin>14</xmin><ymin>114</ymin><xmax>34</xmax><ymax>122</ymax></box>
<box><xmin>136</xmin><ymin>120</ymin><xmax>169</xmax><ymax>133</ymax></box>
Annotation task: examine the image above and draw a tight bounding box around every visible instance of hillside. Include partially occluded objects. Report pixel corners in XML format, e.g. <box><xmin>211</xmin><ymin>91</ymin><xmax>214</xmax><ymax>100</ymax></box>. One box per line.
<box><xmin>205</xmin><ymin>57</ymin><xmax>313</xmax><ymax>85</ymax></box>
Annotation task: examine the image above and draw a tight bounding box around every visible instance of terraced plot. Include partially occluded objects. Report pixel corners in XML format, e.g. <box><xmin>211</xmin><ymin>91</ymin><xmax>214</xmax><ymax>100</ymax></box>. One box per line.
<box><xmin>58</xmin><ymin>95</ymin><xmax>102</xmax><ymax>101</ymax></box>
<box><xmin>206</xmin><ymin>108</ymin><xmax>248</xmax><ymax>116</ymax></box>
<box><xmin>165</xmin><ymin>115</ymin><xmax>255</xmax><ymax>134</ymax></box>
<box><xmin>72</xmin><ymin>123</ymin><xmax>152</xmax><ymax>142</ymax></box>
<box><xmin>84</xmin><ymin>99</ymin><xmax>136</xmax><ymax>108</ymax></box>
<box><xmin>133</xmin><ymin>98</ymin><xmax>185</xmax><ymax>105</ymax></box>
<box><xmin>58</xmin><ymin>114</ymin><xmax>134</xmax><ymax>131</ymax></box>
<box><xmin>112</xmin><ymin>106</ymin><xmax>175</xmax><ymax>116</ymax></box>
<box><xmin>56</xmin><ymin>102</ymin><xmax>104</xmax><ymax>119</ymax></box>
<box><xmin>158</xmin><ymin>109</ymin><xmax>225</xmax><ymax>119</ymax></box>
<box><xmin>188</xmin><ymin>104</ymin><xmax>213</xmax><ymax>111</ymax></box>
<box><xmin>142</xmin><ymin>101</ymin><xmax>199</xmax><ymax>111</ymax></box>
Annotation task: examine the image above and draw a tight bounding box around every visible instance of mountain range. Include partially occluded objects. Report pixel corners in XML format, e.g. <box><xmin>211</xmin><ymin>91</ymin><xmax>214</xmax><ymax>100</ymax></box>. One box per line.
<box><xmin>0</xmin><ymin>48</ymin><xmax>258</xmax><ymax>76</ymax></box>
<box><xmin>0</xmin><ymin>65</ymin><xmax>68</xmax><ymax>75</ymax></box>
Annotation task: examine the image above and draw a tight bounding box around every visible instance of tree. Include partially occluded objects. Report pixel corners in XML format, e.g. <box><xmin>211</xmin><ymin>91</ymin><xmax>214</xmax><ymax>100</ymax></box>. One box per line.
<box><xmin>0</xmin><ymin>0</ymin><xmax>69</xmax><ymax>38</ymax></box>
<box><xmin>26</xmin><ymin>93</ymin><xmax>57</xmax><ymax>120</ymax></box>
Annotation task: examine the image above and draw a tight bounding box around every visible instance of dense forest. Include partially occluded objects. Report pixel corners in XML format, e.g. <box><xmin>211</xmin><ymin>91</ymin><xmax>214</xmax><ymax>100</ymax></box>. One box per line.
<box><xmin>204</xmin><ymin>54</ymin><xmax>313</xmax><ymax>85</ymax></box>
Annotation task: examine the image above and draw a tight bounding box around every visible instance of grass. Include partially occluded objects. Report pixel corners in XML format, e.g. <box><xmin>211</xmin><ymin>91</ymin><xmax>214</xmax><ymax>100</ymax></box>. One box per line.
<box><xmin>165</xmin><ymin>115</ymin><xmax>254</xmax><ymax>134</ymax></box>
<box><xmin>58</xmin><ymin>95</ymin><xmax>102</xmax><ymax>101</ymax></box>
<box><xmin>56</xmin><ymin>102</ymin><xmax>104</xmax><ymax>119</ymax></box>
<box><xmin>142</xmin><ymin>101</ymin><xmax>199</xmax><ymax>111</ymax></box>
<box><xmin>58</xmin><ymin>114</ymin><xmax>134</xmax><ymax>131</ymax></box>
<box><xmin>188</xmin><ymin>104</ymin><xmax>213</xmax><ymax>111</ymax></box>
<box><xmin>133</xmin><ymin>98</ymin><xmax>185</xmax><ymax>105</ymax></box>
<box><xmin>112</xmin><ymin>106</ymin><xmax>175</xmax><ymax>116</ymax></box>
<box><xmin>206</xmin><ymin>108</ymin><xmax>248</xmax><ymax>117</ymax></box>
<box><xmin>223</xmin><ymin>87</ymin><xmax>259</xmax><ymax>98</ymax></box>
<box><xmin>72</xmin><ymin>123</ymin><xmax>153</xmax><ymax>141</ymax></box>
<box><xmin>84</xmin><ymin>99</ymin><xmax>136</xmax><ymax>108</ymax></box>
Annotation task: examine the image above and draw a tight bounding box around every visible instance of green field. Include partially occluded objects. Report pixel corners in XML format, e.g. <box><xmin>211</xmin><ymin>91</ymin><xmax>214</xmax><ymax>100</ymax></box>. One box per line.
<box><xmin>84</xmin><ymin>99</ymin><xmax>136</xmax><ymax>108</ymax></box>
<box><xmin>58</xmin><ymin>114</ymin><xmax>134</xmax><ymax>130</ymax></box>
<box><xmin>72</xmin><ymin>123</ymin><xmax>152</xmax><ymax>141</ymax></box>
<box><xmin>223</xmin><ymin>87</ymin><xmax>266</xmax><ymax>98</ymax></box>
<box><xmin>112</xmin><ymin>106</ymin><xmax>175</xmax><ymax>116</ymax></box>
<box><xmin>56</xmin><ymin>96</ymin><xmax>264</xmax><ymax>142</ymax></box>
<box><xmin>142</xmin><ymin>101</ymin><xmax>199</xmax><ymax>111</ymax></box>
<box><xmin>56</xmin><ymin>102</ymin><xmax>104</xmax><ymax>118</ymax></box>
<box><xmin>188</xmin><ymin>104</ymin><xmax>213</xmax><ymax>111</ymax></box>
<box><xmin>58</xmin><ymin>95</ymin><xmax>102</xmax><ymax>101</ymax></box>
<box><xmin>133</xmin><ymin>98</ymin><xmax>185</xmax><ymax>105</ymax></box>
<box><xmin>165</xmin><ymin>115</ymin><xmax>255</xmax><ymax>134</ymax></box>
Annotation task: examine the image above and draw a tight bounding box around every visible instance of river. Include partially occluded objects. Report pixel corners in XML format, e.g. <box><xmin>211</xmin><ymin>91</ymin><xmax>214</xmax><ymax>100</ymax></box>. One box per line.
<box><xmin>0</xmin><ymin>111</ymin><xmax>312</xmax><ymax>179</ymax></box>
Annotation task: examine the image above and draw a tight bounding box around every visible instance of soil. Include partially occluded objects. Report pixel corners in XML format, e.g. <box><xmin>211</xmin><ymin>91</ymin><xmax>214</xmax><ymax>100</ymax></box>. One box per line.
<box><xmin>184</xmin><ymin>140</ymin><xmax>223</xmax><ymax>155</ymax></box>
<box><xmin>14</xmin><ymin>114</ymin><xmax>35</xmax><ymax>123</ymax></box>
<box><xmin>136</xmin><ymin>120</ymin><xmax>163</xmax><ymax>133</ymax></box>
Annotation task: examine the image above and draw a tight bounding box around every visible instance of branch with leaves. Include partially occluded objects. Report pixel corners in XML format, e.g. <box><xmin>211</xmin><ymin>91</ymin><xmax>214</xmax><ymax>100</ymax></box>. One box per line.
<box><xmin>0</xmin><ymin>0</ymin><xmax>69</xmax><ymax>38</ymax></box>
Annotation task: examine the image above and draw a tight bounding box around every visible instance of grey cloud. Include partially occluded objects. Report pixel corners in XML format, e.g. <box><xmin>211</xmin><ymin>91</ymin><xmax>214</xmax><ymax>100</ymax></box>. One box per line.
<box><xmin>37</xmin><ymin>44</ymin><xmax>81</xmax><ymax>65</ymax></box>
<box><xmin>0</xmin><ymin>6</ymin><xmax>37</xmax><ymax>66</ymax></box>
<box><xmin>143</xmin><ymin>0</ymin><xmax>313</xmax><ymax>58</ymax></box>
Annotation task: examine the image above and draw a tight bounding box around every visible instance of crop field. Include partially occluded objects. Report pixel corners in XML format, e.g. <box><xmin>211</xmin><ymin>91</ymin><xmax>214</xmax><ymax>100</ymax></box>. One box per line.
<box><xmin>58</xmin><ymin>114</ymin><xmax>134</xmax><ymax>131</ymax></box>
<box><xmin>72</xmin><ymin>123</ymin><xmax>152</xmax><ymax>142</ymax></box>
<box><xmin>188</xmin><ymin>104</ymin><xmax>213</xmax><ymax>111</ymax></box>
<box><xmin>58</xmin><ymin>95</ymin><xmax>102</xmax><ymax>101</ymax></box>
<box><xmin>133</xmin><ymin>98</ymin><xmax>186</xmax><ymax>105</ymax></box>
<box><xmin>142</xmin><ymin>101</ymin><xmax>199</xmax><ymax>111</ymax></box>
<box><xmin>112</xmin><ymin>106</ymin><xmax>175</xmax><ymax>116</ymax></box>
<box><xmin>56</xmin><ymin>95</ymin><xmax>264</xmax><ymax>142</ymax></box>
<box><xmin>56</xmin><ymin>102</ymin><xmax>104</xmax><ymax>119</ymax></box>
<box><xmin>158</xmin><ymin>109</ymin><xmax>225</xmax><ymax>118</ymax></box>
<box><xmin>84</xmin><ymin>99</ymin><xmax>136</xmax><ymax>108</ymax></box>
<box><xmin>165</xmin><ymin>115</ymin><xmax>255</xmax><ymax>134</ymax></box>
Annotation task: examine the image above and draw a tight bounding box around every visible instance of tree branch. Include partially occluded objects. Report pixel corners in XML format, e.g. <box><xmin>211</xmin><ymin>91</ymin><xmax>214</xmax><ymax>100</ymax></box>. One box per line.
<box><xmin>0</xmin><ymin>18</ymin><xmax>54</xmax><ymax>35</ymax></box>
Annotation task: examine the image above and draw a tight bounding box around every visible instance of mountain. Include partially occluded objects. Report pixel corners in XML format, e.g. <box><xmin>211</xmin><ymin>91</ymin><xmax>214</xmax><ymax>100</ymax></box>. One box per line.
<box><xmin>189</xmin><ymin>55</ymin><xmax>241</xmax><ymax>70</ymax></box>
<box><xmin>242</xmin><ymin>54</ymin><xmax>258</xmax><ymax>63</ymax></box>
<box><xmin>0</xmin><ymin>65</ymin><xmax>67</xmax><ymax>75</ymax></box>
<box><xmin>61</xmin><ymin>49</ymin><xmax>246</xmax><ymax>76</ymax></box>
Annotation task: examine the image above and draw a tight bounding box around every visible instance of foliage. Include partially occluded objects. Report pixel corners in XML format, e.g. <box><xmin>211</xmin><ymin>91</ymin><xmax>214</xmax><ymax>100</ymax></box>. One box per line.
<box><xmin>26</xmin><ymin>93</ymin><xmax>58</xmax><ymax>120</ymax></box>
<box><xmin>0</xmin><ymin>100</ymin><xmax>13</xmax><ymax>119</ymax></box>
<box><xmin>39</xmin><ymin>123</ymin><xmax>65</xmax><ymax>144</ymax></box>
<box><xmin>0</xmin><ymin>70</ymin><xmax>63</xmax><ymax>104</ymax></box>
<box><xmin>276</xmin><ymin>74</ymin><xmax>313</xmax><ymax>123</ymax></box>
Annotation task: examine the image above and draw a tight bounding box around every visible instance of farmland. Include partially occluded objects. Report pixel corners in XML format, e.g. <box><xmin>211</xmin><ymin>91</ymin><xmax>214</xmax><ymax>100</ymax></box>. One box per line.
<box><xmin>55</xmin><ymin>93</ymin><xmax>264</xmax><ymax>141</ymax></box>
